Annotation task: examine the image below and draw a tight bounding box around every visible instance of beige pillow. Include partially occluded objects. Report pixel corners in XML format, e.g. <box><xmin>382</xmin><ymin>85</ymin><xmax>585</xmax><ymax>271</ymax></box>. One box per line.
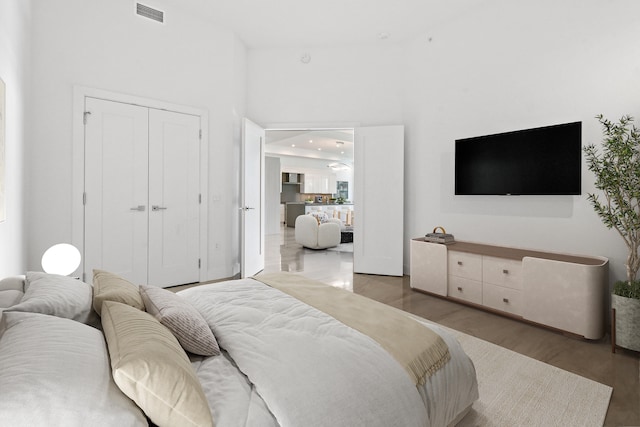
<box><xmin>101</xmin><ymin>301</ymin><xmax>213</xmax><ymax>427</ymax></box>
<box><xmin>92</xmin><ymin>270</ymin><xmax>144</xmax><ymax>316</ymax></box>
<box><xmin>139</xmin><ymin>285</ymin><xmax>220</xmax><ymax>356</ymax></box>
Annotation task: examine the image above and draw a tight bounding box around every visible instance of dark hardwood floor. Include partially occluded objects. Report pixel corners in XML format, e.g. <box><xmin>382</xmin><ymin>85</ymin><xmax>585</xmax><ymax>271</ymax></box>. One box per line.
<box><xmin>259</xmin><ymin>225</ymin><xmax>640</xmax><ymax>427</ymax></box>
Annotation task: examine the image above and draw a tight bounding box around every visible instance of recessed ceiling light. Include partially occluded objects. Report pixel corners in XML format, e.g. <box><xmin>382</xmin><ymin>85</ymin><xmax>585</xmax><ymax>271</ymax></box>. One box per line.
<box><xmin>309</xmin><ymin>140</ymin><xmax>313</xmax><ymax>143</ymax></box>
<box><xmin>318</xmin><ymin>148</ymin><xmax>322</xmax><ymax>151</ymax></box>
<box><xmin>341</xmin><ymin>151</ymin><xmax>344</xmax><ymax>154</ymax></box>
<box><xmin>291</xmin><ymin>144</ymin><xmax>296</xmax><ymax>147</ymax></box>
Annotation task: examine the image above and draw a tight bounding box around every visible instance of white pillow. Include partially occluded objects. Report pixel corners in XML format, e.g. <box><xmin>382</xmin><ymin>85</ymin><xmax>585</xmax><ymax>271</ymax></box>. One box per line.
<box><xmin>0</xmin><ymin>311</ymin><xmax>147</xmax><ymax>426</ymax></box>
<box><xmin>5</xmin><ymin>272</ymin><xmax>97</xmax><ymax>326</ymax></box>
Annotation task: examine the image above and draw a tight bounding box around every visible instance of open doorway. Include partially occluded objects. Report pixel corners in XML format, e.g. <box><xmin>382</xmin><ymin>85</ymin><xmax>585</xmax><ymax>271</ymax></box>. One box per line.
<box><xmin>263</xmin><ymin>128</ymin><xmax>355</xmax><ymax>286</ymax></box>
<box><xmin>264</xmin><ymin>128</ymin><xmax>355</xmax><ymax>240</ymax></box>
<box><xmin>255</xmin><ymin>124</ymin><xmax>405</xmax><ymax>278</ymax></box>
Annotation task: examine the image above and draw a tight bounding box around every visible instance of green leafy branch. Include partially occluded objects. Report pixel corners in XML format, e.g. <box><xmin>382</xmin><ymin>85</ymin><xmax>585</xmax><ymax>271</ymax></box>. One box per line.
<box><xmin>584</xmin><ymin>114</ymin><xmax>640</xmax><ymax>287</ymax></box>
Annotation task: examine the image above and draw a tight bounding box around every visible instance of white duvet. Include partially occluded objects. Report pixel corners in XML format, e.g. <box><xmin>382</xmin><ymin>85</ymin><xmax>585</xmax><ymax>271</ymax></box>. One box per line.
<box><xmin>181</xmin><ymin>278</ymin><xmax>478</xmax><ymax>427</ymax></box>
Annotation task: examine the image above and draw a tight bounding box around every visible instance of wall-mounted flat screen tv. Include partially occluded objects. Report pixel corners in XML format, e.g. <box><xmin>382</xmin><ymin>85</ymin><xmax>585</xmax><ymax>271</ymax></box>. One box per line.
<box><xmin>455</xmin><ymin>121</ymin><xmax>582</xmax><ymax>195</ymax></box>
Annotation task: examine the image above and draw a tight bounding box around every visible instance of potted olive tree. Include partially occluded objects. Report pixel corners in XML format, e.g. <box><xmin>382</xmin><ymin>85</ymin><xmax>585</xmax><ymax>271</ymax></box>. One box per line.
<box><xmin>584</xmin><ymin>114</ymin><xmax>640</xmax><ymax>352</ymax></box>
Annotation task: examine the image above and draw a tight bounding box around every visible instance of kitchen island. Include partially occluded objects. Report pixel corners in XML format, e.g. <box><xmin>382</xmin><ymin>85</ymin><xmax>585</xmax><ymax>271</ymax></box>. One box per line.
<box><xmin>285</xmin><ymin>203</ymin><xmax>305</xmax><ymax>227</ymax></box>
<box><xmin>285</xmin><ymin>202</ymin><xmax>354</xmax><ymax>227</ymax></box>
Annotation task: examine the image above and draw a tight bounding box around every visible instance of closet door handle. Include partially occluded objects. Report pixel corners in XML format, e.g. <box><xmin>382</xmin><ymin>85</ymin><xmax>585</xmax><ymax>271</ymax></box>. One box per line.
<box><xmin>130</xmin><ymin>205</ymin><xmax>145</xmax><ymax>211</ymax></box>
<box><xmin>152</xmin><ymin>205</ymin><xmax>167</xmax><ymax>211</ymax></box>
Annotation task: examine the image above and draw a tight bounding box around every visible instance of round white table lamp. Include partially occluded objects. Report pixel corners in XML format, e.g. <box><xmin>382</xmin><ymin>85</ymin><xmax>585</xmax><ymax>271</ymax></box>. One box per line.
<box><xmin>41</xmin><ymin>243</ymin><xmax>81</xmax><ymax>276</ymax></box>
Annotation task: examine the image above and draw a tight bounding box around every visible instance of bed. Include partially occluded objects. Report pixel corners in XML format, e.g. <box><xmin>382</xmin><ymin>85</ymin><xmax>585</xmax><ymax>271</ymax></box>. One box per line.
<box><xmin>0</xmin><ymin>270</ymin><xmax>478</xmax><ymax>427</ymax></box>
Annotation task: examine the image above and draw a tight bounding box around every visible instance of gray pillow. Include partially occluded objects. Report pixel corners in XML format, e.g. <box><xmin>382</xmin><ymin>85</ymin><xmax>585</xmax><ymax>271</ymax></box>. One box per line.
<box><xmin>5</xmin><ymin>272</ymin><xmax>97</xmax><ymax>325</ymax></box>
<box><xmin>139</xmin><ymin>284</ymin><xmax>220</xmax><ymax>356</ymax></box>
<box><xmin>0</xmin><ymin>290</ymin><xmax>23</xmax><ymax>309</ymax></box>
<box><xmin>0</xmin><ymin>276</ymin><xmax>25</xmax><ymax>292</ymax></box>
<box><xmin>0</xmin><ymin>311</ymin><xmax>147</xmax><ymax>426</ymax></box>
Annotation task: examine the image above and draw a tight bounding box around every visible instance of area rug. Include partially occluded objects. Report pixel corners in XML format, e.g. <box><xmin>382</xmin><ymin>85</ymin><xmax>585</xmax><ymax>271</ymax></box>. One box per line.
<box><xmin>452</xmin><ymin>329</ymin><xmax>612</xmax><ymax>427</ymax></box>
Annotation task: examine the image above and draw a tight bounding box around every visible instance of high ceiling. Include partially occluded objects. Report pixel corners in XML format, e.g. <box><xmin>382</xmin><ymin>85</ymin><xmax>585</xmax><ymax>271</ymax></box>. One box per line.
<box><xmin>168</xmin><ymin>1</ymin><xmax>484</xmax><ymax>162</ymax></box>
<box><xmin>265</xmin><ymin>129</ymin><xmax>354</xmax><ymax>164</ymax></box>
<box><xmin>175</xmin><ymin>0</ymin><xmax>485</xmax><ymax>49</ymax></box>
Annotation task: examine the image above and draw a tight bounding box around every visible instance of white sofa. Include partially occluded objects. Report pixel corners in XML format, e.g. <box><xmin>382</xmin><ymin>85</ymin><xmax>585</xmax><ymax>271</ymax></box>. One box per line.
<box><xmin>295</xmin><ymin>214</ymin><xmax>342</xmax><ymax>249</ymax></box>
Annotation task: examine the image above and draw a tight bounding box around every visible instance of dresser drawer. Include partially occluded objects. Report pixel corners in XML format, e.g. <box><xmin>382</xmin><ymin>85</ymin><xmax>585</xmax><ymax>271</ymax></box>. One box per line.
<box><xmin>448</xmin><ymin>251</ymin><xmax>482</xmax><ymax>281</ymax></box>
<box><xmin>483</xmin><ymin>283</ymin><xmax>523</xmax><ymax>316</ymax></box>
<box><xmin>448</xmin><ymin>276</ymin><xmax>483</xmax><ymax>305</ymax></box>
<box><xmin>483</xmin><ymin>256</ymin><xmax>523</xmax><ymax>290</ymax></box>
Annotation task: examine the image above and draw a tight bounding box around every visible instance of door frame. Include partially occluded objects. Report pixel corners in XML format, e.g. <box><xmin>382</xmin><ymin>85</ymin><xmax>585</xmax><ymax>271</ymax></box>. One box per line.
<box><xmin>72</xmin><ymin>86</ymin><xmax>209</xmax><ymax>282</ymax></box>
<box><xmin>263</xmin><ymin>122</ymin><xmax>405</xmax><ymax>276</ymax></box>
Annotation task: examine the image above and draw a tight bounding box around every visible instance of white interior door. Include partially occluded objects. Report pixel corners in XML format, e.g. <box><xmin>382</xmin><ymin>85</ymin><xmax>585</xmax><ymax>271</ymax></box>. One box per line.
<box><xmin>241</xmin><ymin>118</ymin><xmax>265</xmax><ymax>278</ymax></box>
<box><xmin>354</xmin><ymin>125</ymin><xmax>404</xmax><ymax>276</ymax></box>
<box><xmin>84</xmin><ymin>98</ymin><xmax>149</xmax><ymax>285</ymax></box>
<box><xmin>147</xmin><ymin>109</ymin><xmax>201</xmax><ymax>286</ymax></box>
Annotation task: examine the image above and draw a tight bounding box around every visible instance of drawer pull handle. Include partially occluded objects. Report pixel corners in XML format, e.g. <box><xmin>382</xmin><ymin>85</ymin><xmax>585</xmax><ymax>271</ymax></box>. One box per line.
<box><xmin>503</xmin><ymin>298</ymin><xmax>509</xmax><ymax>303</ymax></box>
<box><xmin>457</xmin><ymin>261</ymin><xmax>463</xmax><ymax>266</ymax></box>
<box><xmin>503</xmin><ymin>269</ymin><xmax>509</xmax><ymax>274</ymax></box>
<box><xmin>457</xmin><ymin>287</ymin><xmax>463</xmax><ymax>292</ymax></box>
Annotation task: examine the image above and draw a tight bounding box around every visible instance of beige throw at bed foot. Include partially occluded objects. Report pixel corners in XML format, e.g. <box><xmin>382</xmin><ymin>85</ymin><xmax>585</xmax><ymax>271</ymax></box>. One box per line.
<box><xmin>254</xmin><ymin>272</ymin><xmax>451</xmax><ymax>385</ymax></box>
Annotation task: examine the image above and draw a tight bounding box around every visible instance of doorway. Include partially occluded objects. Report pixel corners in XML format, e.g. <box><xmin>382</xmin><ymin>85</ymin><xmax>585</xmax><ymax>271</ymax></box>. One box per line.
<box><xmin>263</xmin><ymin>125</ymin><xmax>405</xmax><ymax>277</ymax></box>
<box><xmin>264</xmin><ymin>128</ymin><xmax>355</xmax><ymax>235</ymax></box>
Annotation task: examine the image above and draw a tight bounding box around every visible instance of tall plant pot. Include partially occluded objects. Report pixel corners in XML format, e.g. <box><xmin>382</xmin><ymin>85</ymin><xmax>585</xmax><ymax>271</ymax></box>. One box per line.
<box><xmin>612</xmin><ymin>293</ymin><xmax>640</xmax><ymax>352</ymax></box>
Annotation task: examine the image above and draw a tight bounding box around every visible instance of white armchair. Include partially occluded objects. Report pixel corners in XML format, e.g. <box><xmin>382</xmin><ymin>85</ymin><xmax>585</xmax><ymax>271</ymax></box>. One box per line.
<box><xmin>295</xmin><ymin>214</ymin><xmax>342</xmax><ymax>249</ymax></box>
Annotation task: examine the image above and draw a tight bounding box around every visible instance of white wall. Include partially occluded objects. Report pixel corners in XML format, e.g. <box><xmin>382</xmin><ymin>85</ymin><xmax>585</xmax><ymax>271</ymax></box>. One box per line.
<box><xmin>265</xmin><ymin>156</ymin><xmax>281</xmax><ymax>235</ymax></box>
<box><xmin>0</xmin><ymin>0</ymin><xmax>30</xmax><ymax>277</ymax></box>
<box><xmin>247</xmin><ymin>0</ymin><xmax>640</xmax><ymax>284</ymax></box>
<box><xmin>248</xmin><ymin>45</ymin><xmax>404</xmax><ymax>126</ymax></box>
<box><xmin>400</xmin><ymin>0</ymin><xmax>640</xmax><ymax>283</ymax></box>
<box><xmin>28</xmin><ymin>0</ymin><xmax>247</xmax><ymax>280</ymax></box>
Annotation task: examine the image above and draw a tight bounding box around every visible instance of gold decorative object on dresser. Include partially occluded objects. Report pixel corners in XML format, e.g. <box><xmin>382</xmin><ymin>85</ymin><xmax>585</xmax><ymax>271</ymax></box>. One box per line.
<box><xmin>410</xmin><ymin>238</ymin><xmax>609</xmax><ymax>339</ymax></box>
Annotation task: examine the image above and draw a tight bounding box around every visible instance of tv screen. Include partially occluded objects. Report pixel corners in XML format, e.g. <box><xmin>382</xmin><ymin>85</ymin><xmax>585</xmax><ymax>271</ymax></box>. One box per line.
<box><xmin>455</xmin><ymin>122</ymin><xmax>582</xmax><ymax>195</ymax></box>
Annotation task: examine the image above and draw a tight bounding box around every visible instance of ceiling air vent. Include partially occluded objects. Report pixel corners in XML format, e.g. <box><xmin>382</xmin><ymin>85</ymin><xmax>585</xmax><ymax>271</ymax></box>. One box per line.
<box><xmin>136</xmin><ymin>3</ymin><xmax>164</xmax><ymax>23</ymax></box>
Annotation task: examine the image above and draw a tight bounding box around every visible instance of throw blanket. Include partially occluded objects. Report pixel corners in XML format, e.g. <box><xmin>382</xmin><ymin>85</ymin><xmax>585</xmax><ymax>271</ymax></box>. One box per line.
<box><xmin>186</xmin><ymin>278</ymin><xmax>430</xmax><ymax>427</ymax></box>
<box><xmin>254</xmin><ymin>272</ymin><xmax>450</xmax><ymax>386</ymax></box>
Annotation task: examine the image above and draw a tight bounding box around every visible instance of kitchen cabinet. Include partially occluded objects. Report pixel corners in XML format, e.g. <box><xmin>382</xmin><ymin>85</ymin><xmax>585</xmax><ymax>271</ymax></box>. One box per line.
<box><xmin>282</xmin><ymin>172</ymin><xmax>302</xmax><ymax>184</ymax></box>
<box><xmin>302</xmin><ymin>172</ymin><xmax>336</xmax><ymax>194</ymax></box>
<box><xmin>281</xmin><ymin>172</ymin><xmax>303</xmax><ymax>192</ymax></box>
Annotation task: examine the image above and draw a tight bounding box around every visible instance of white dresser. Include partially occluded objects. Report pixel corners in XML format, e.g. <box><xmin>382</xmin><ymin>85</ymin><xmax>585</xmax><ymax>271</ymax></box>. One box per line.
<box><xmin>410</xmin><ymin>238</ymin><xmax>609</xmax><ymax>339</ymax></box>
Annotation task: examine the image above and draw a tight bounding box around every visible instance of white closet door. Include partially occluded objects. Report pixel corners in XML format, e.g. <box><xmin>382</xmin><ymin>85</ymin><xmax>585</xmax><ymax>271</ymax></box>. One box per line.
<box><xmin>148</xmin><ymin>109</ymin><xmax>201</xmax><ymax>286</ymax></box>
<box><xmin>84</xmin><ymin>98</ymin><xmax>149</xmax><ymax>285</ymax></box>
